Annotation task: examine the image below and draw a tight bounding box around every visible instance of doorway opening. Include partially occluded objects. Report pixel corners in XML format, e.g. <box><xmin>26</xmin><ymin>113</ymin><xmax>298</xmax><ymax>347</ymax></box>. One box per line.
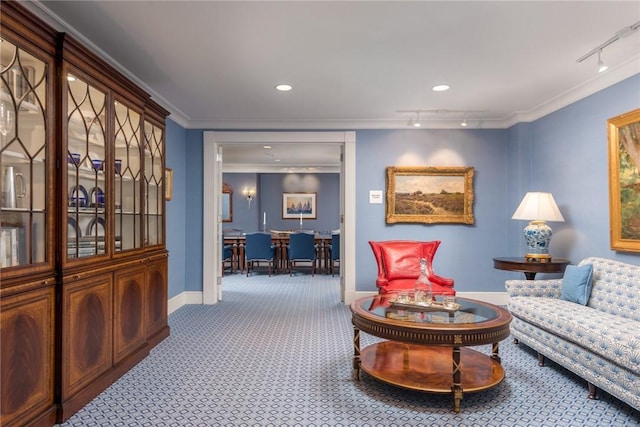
<box><xmin>202</xmin><ymin>131</ymin><xmax>356</xmax><ymax>304</ymax></box>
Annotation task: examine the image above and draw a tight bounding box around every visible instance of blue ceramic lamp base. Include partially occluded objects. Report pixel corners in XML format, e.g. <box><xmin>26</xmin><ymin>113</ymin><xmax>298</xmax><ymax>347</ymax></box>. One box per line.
<box><xmin>522</xmin><ymin>220</ymin><xmax>553</xmax><ymax>262</ymax></box>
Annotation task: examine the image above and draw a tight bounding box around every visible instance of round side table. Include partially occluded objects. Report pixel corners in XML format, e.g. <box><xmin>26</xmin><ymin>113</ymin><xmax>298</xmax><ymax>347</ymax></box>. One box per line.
<box><xmin>493</xmin><ymin>257</ymin><xmax>570</xmax><ymax>280</ymax></box>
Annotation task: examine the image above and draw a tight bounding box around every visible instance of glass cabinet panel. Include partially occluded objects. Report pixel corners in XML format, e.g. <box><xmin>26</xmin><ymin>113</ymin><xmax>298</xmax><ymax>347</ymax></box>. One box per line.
<box><xmin>144</xmin><ymin>120</ymin><xmax>164</xmax><ymax>246</ymax></box>
<box><xmin>0</xmin><ymin>38</ymin><xmax>48</xmax><ymax>267</ymax></box>
<box><xmin>114</xmin><ymin>101</ymin><xmax>142</xmax><ymax>252</ymax></box>
<box><xmin>65</xmin><ymin>73</ymin><xmax>107</xmax><ymax>259</ymax></box>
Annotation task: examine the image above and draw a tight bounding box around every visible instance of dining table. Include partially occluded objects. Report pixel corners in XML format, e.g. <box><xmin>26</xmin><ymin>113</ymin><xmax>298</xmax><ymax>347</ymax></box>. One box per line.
<box><xmin>223</xmin><ymin>230</ymin><xmax>334</xmax><ymax>274</ymax></box>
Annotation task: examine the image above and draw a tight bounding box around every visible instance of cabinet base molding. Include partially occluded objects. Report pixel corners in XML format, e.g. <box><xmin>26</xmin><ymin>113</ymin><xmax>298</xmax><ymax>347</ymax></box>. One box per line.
<box><xmin>148</xmin><ymin>325</ymin><xmax>171</xmax><ymax>348</ymax></box>
<box><xmin>7</xmin><ymin>407</ymin><xmax>57</xmax><ymax>427</ymax></box>
<box><xmin>57</xmin><ymin>343</ymin><xmax>150</xmax><ymax>423</ymax></box>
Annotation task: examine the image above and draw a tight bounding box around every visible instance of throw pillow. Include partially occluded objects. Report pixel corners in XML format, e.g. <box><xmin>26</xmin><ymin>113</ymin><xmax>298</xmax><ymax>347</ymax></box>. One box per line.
<box><xmin>560</xmin><ymin>264</ymin><xmax>593</xmax><ymax>305</ymax></box>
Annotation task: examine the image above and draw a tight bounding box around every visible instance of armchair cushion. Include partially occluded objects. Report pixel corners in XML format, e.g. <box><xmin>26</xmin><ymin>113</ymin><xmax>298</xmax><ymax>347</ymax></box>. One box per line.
<box><xmin>380</xmin><ymin>240</ymin><xmax>439</xmax><ymax>281</ymax></box>
<box><xmin>369</xmin><ymin>240</ymin><xmax>455</xmax><ymax>295</ymax></box>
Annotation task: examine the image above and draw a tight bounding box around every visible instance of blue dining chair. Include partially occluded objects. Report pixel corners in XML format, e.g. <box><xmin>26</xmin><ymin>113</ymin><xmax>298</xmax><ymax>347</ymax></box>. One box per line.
<box><xmin>222</xmin><ymin>243</ymin><xmax>233</xmax><ymax>276</ymax></box>
<box><xmin>244</xmin><ymin>232</ymin><xmax>276</xmax><ymax>276</ymax></box>
<box><xmin>329</xmin><ymin>233</ymin><xmax>340</xmax><ymax>276</ymax></box>
<box><xmin>287</xmin><ymin>232</ymin><xmax>317</xmax><ymax>276</ymax></box>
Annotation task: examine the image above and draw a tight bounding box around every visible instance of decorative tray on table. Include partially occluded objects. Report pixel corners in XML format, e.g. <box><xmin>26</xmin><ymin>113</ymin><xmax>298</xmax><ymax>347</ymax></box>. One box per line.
<box><xmin>388</xmin><ymin>299</ymin><xmax>461</xmax><ymax>313</ymax></box>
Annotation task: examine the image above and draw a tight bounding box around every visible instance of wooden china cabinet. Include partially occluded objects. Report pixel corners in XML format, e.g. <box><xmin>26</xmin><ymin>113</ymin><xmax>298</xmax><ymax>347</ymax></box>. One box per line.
<box><xmin>0</xmin><ymin>2</ymin><xmax>170</xmax><ymax>426</ymax></box>
<box><xmin>1</xmin><ymin>4</ymin><xmax>58</xmax><ymax>426</ymax></box>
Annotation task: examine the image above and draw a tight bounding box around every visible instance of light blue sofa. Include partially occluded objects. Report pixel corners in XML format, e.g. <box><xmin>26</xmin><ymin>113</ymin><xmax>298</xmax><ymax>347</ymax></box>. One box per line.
<box><xmin>506</xmin><ymin>257</ymin><xmax>640</xmax><ymax>410</ymax></box>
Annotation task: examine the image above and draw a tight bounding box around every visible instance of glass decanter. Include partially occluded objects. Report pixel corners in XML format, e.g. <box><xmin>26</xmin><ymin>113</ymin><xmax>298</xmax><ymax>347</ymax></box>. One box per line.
<box><xmin>414</xmin><ymin>258</ymin><xmax>433</xmax><ymax>305</ymax></box>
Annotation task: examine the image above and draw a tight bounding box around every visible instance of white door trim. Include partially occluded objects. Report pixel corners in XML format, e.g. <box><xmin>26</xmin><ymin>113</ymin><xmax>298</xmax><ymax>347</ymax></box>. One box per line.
<box><xmin>202</xmin><ymin>131</ymin><xmax>356</xmax><ymax>304</ymax></box>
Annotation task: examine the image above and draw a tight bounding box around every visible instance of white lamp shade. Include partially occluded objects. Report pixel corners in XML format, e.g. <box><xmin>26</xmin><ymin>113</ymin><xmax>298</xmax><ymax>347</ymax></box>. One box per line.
<box><xmin>512</xmin><ymin>192</ymin><xmax>564</xmax><ymax>222</ymax></box>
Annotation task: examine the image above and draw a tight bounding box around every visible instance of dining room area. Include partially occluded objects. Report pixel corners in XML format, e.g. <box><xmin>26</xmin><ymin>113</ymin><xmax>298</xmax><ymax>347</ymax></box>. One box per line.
<box><xmin>223</xmin><ymin>229</ymin><xmax>340</xmax><ymax>276</ymax></box>
<box><xmin>221</xmin><ymin>171</ymin><xmax>341</xmax><ymax>277</ymax></box>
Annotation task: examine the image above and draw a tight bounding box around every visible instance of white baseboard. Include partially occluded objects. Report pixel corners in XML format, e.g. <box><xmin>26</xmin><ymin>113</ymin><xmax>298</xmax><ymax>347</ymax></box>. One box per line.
<box><xmin>168</xmin><ymin>291</ymin><xmax>204</xmax><ymax>314</ymax></box>
<box><xmin>456</xmin><ymin>292</ymin><xmax>508</xmax><ymax>306</ymax></box>
<box><xmin>169</xmin><ymin>290</ymin><xmax>508</xmax><ymax>314</ymax></box>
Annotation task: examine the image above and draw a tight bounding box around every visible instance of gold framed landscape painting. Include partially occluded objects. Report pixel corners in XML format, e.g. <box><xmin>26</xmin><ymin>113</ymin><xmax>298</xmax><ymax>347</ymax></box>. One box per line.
<box><xmin>386</xmin><ymin>166</ymin><xmax>475</xmax><ymax>224</ymax></box>
<box><xmin>608</xmin><ymin>108</ymin><xmax>640</xmax><ymax>252</ymax></box>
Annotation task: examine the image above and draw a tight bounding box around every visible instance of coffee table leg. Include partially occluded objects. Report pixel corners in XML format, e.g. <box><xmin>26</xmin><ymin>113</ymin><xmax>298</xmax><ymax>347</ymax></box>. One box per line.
<box><xmin>452</xmin><ymin>346</ymin><xmax>463</xmax><ymax>413</ymax></box>
<box><xmin>491</xmin><ymin>342</ymin><xmax>501</xmax><ymax>363</ymax></box>
<box><xmin>353</xmin><ymin>325</ymin><xmax>361</xmax><ymax>380</ymax></box>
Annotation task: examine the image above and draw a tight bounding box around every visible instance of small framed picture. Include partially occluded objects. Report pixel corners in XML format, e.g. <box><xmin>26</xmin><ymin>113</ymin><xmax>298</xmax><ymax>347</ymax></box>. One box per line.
<box><xmin>165</xmin><ymin>168</ymin><xmax>173</xmax><ymax>201</ymax></box>
<box><xmin>282</xmin><ymin>192</ymin><xmax>317</xmax><ymax>219</ymax></box>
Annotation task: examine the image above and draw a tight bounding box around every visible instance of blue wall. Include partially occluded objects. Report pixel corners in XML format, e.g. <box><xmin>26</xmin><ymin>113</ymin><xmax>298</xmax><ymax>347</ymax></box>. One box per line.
<box><xmin>223</xmin><ymin>173</ymin><xmax>340</xmax><ymax>233</ymax></box>
<box><xmin>354</xmin><ymin>129</ymin><xmax>509</xmax><ymax>293</ymax></box>
<box><xmin>523</xmin><ymin>74</ymin><xmax>640</xmax><ymax>265</ymax></box>
<box><xmin>221</xmin><ymin>173</ymin><xmax>257</xmax><ymax>232</ymax></box>
<box><xmin>165</xmin><ymin>119</ymin><xmax>187</xmax><ymax>299</ymax></box>
<box><xmin>183</xmin><ymin>129</ymin><xmax>204</xmax><ymax>294</ymax></box>
<box><xmin>164</xmin><ymin>74</ymin><xmax>640</xmax><ymax>299</ymax></box>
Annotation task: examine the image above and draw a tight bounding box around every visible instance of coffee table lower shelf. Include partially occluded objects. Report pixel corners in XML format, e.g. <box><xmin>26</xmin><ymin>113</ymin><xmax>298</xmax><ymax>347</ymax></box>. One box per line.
<box><xmin>359</xmin><ymin>341</ymin><xmax>505</xmax><ymax>409</ymax></box>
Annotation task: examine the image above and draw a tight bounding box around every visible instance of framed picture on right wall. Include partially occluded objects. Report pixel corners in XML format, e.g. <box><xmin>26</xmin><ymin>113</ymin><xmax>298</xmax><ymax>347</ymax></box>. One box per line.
<box><xmin>608</xmin><ymin>107</ymin><xmax>640</xmax><ymax>252</ymax></box>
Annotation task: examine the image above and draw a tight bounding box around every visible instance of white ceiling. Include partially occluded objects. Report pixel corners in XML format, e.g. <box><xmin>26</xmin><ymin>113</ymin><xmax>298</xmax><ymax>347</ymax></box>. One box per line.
<box><xmin>31</xmin><ymin>1</ymin><xmax>640</xmax><ymax>170</ymax></box>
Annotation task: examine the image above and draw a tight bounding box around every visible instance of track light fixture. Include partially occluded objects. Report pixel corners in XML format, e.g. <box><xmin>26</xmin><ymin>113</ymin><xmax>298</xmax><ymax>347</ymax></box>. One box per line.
<box><xmin>597</xmin><ymin>49</ymin><xmax>609</xmax><ymax>73</ymax></box>
<box><xmin>577</xmin><ymin>21</ymin><xmax>640</xmax><ymax>72</ymax></box>
<box><xmin>397</xmin><ymin>109</ymin><xmax>484</xmax><ymax>128</ymax></box>
<box><xmin>413</xmin><ymin>112</ymin><xmax>421</xmax><ymax>127</ymax></box>
<box><xmin>407</xmin><ymin>112</ymin><xmax>422</xmax><ymax>127</ymax></box>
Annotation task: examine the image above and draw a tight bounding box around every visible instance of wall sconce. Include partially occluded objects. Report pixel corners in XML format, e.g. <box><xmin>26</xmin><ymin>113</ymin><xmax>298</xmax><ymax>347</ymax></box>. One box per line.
<box><xmin>242</xmin><ymin>188</ymin><xmax>256</xmax><ymax>208</ymax></box>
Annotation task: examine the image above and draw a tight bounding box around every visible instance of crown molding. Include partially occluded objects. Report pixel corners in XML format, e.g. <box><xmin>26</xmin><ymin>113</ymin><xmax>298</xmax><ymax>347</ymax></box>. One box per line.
<box><xmin>223</xmin><ymin>164</ymin><xmax>340</xmax><ymax>173</ymax></box>
<box><xmin>505</xmin><ymin>55</ymin><xmax>640</xmax><ymax>127</ymax></box>
<box><xmin>28</xmin><ymin>1</ymin><xmax>640</xmax><ymax>132</ymax></box>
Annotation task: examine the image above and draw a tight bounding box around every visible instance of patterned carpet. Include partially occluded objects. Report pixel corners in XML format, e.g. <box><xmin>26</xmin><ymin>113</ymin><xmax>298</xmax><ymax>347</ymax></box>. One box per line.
<box><xmin>57</xmin><ymin>273</ymin><xmax>639</xmax><ymax>426</ymax></box>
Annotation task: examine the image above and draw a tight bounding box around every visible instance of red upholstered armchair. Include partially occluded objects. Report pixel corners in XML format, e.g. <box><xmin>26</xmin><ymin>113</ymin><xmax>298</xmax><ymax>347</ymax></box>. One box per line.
<box><xmin>369</xmin><ymin>240</ymin><xmax>455</xmax><ymax>296</ymax></box>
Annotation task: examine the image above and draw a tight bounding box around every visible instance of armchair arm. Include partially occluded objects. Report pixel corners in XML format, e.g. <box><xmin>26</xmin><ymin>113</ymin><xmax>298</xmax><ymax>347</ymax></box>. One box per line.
<box><xmin>429</xmin><ymin>273</ymin><xmax>454</xmax><ymax>288</ymax></box>
<box><xmin>369</xmin><ymin>241</ymin><xmax>388</xmax><ymax>286</ymax></box>
<box><xmin>505</xmin><ymin>279</ymin><xmax>562</xmax><ymax>299</ymax></box>
<box><xmin>425</xmin><ymin>258</ymin><xmax>454</xmax><ymax>288</ymax></box>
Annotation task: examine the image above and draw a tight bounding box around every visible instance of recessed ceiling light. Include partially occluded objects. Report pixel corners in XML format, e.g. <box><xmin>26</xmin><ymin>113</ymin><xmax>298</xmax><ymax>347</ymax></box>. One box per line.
<box><xmin>274</xmin><ymin>159</ymin><xmax>281</xmax><ymax>162</ymax></box>
<box><xmin>263</xmin><ymin>145</ymin><xmax>272</xmax><ymax>149</ymax></box>
<box><xmin>275</xmin><ymin>84</ymin><xmax>292</xmax><ymax>92</ymax></box>
<box><xmin>432</xmin><ymin>84</ymin><xmax>450</xmax><ymax>92</ymax></box>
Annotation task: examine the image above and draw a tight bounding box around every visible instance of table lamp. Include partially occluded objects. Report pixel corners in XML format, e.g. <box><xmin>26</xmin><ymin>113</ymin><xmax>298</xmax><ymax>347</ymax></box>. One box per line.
<box><xmin>511</xmin><ymin>192</ymin><xmax>564</xmax><ymax>262</ymax></box>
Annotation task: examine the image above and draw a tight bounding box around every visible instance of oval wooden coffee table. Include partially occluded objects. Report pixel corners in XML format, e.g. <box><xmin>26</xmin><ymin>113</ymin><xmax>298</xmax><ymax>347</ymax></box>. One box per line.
<box><xmin>350</xmin><ymin>295</ymin><xmax>512</xmax><ymax>413</ymax></box>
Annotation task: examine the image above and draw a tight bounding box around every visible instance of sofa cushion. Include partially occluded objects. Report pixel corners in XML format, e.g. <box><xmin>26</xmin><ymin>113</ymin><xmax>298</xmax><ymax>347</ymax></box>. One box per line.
<box><xmin>380</xmin><ymin>241</ymin><xmax>439</xmax><ymax>281</ymax></box>
<box><xmin>560</xmin><ymin>264</ymin><xmax>593</xmax><ymax>305</ymax></box>
<box><xmin>579</xmin><ymin>257</ymin><xmax>640</xmax><ymax>322</ymax></box>
<box><xmin>509</xmin><ymin>296</ymin><xmax>640</xmax><ymax>376</ymax></box>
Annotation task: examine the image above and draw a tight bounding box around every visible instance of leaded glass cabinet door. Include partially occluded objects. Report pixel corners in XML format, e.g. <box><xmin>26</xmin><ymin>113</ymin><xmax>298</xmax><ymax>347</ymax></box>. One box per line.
<box><xmin>0</xmin><ymin>37</ymin><xmax>51</xmax><ymax>271</ymax></box>
<box><xmin>144</xmin><ymin>120</ymin><xmax>164</xmax><ymax>247</ymax></box>
<box><xmin>114</xmin><ymin>100</ymin><xmax>142</xmax><ymax>252</ymax></box>
<box><xmin>65</xmin><ymin>71</ymin><xmax>108</xmax><ymax>260</ymax></box>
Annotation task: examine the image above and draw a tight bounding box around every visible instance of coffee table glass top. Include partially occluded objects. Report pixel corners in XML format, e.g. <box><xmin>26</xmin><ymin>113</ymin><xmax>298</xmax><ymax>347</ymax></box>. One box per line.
<box><xmin>358</xmin><ymin>295</ymin><xmax>500</xmax><ymax>325</ymax></box>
